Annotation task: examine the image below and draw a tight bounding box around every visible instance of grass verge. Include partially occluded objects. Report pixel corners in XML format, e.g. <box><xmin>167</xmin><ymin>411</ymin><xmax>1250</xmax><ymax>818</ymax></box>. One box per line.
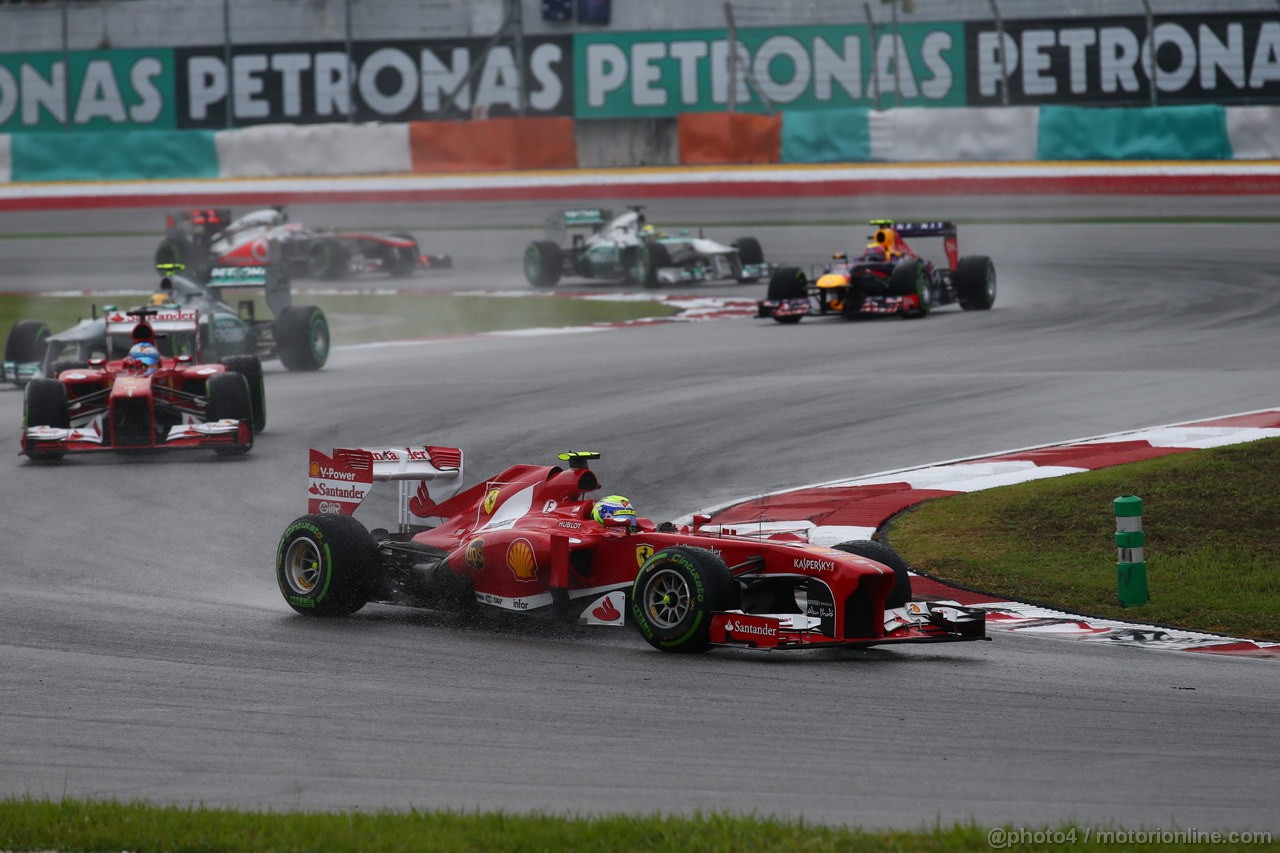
<box><xmin>887</xmin><ymin>437</ymin><xmax>1280</xmax><ymax>641</ymax></box>
<box><xmin>0</xmin><ymin>291</ymin><xmax>679</xmax><ymax>348</ymax></box>
<box><xmin>5</xmin><ymin>798</ymin><xmax>1264</xmax><ymax>852</ymax></box>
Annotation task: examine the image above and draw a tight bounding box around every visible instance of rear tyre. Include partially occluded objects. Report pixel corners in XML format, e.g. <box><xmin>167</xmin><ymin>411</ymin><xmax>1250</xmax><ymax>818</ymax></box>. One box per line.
<box><xmin>766</xmin><ymin>266</ymin><xmax>808</xmax><ymax>324</ymax></box>
<box><xmin>733</xmin><ymin>236</ymin><xmax>764</xmax><ymax>267</ymax></box>
<box><xmin>523</xmin><ymin>240</ymin><xmax>563</xmax><ymax>287</ymax></box>
<box><xmin>956</xmin><ymin>255</ymin><xmax>997</xmax><ymax>311</ymax></box>
<box><xmin>23</xmin><ymin>378</ymin><xmax>68</xmax><ymax>462</ymax></box>
<box><xmin>833</xmin><ymin>540</ymin><xmax>912</xmax><ymax>609</ymax></box>
<box><xmin>276</xmin><ymin>514</ymin><xmax>377</xmax><ymax>617</ymax></box>
<box><xmin>206</xmin><ymin>372</ymin><xmax>253</xmax><ymax>457</ymax></box>
<box><xmin>388</xmin><ymin>233</ymin><xmax>421</xmax><ymax>277</ymax></box>
<box><xmin>631</xmin><ymin>546</ymin><xmax>733</xmax><ymax>653</ymax></box>
<box><xmin>275</xmin><ymin>305</ymin><xmax>329</xmax><ymax>372</ymax></box>
<box><xmin>890</xmin><ymin>260</ymin><xmax>929</xmax><ymax>318</ymax></box>
<box><xmin>155</xmin><ymin>237</ymin><xmax>210</xmax><ymax>282</ymax></box>
<box><xmin>5</xmin><ymin>319</ymin><xmax>49</xmax><ymax>386</ymax></box>
<box><xmin>631</xmin><ymin>240</ymin><xmax>673</xmax><ymax>288</ymax></box>
<box><xmin>221</xmin><ymin>354</ymin><xmax>267</xmax><ymax>433</ymax></box>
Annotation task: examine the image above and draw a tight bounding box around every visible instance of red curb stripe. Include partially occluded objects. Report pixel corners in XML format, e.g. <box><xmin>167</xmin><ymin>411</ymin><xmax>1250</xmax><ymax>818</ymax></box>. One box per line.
<box><xmin>710</xmin><ymin>485</ymin><xmax>961</xmax><ymax>527</ymax></box>
<box><xmin>1186</xmin><ymin>412</ymin><xmax>1280</xmax><ymax>429</ymax></box>
<box><xmin>980</xmin><ymin>441</ymin><xmax>1196</xmax><ymax>469</ymax></box>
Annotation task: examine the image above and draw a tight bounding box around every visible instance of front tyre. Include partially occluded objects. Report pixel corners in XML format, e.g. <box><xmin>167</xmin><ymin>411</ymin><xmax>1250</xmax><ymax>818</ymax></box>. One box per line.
<box><xmin>766</xmin><ymin>266</ymin><xmax>808</xmax><ymax>324</ymax></box>
<box><xmin>833</xmin><ymin>540</ymin><xmax>912</xmax><ymax>609</ymax></box>
<box><xmin>276</xmin><ymin>514</ymin><xmax>377</xmax><ymax>616</ymax></box>
<box><xmin>23</xmin><ymin>378</ymin><xmax>69</xmax><ymax>462</ymax></box>
<box><xmin>733</xmin><ymin>236</ymin><xmax>764</xmax><ymax>267</ymax></box>
<box><xmin>206</xmin><ymin>372</ymin><xmax>253</xmax><ymax>457</ymax></box>
<box><xmin>631</xmin><ymin>546</ymin><xmax>732</xmax><ymax>653</ymax></box>
<box><xmin>220</xmin><ymin>354</ymin><xmax>266</xmax><ymax>433</ymax></box>
<box><xmin>890</xmin><ymin>260</ymin><xmax>929</xmax><ymax>318</ymax></box>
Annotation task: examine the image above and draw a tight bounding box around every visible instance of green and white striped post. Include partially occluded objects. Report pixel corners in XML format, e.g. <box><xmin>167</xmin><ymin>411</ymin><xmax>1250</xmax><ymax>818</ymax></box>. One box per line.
<box><xmin>1114</xmin><ymin>495</ymin><xmax>1150</xmax><ymax>607</ymax></box>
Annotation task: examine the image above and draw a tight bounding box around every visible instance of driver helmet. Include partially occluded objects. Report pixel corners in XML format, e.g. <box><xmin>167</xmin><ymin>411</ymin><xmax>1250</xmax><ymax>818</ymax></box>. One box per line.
<box><xmin>149</xmin><ymin>292</ymin><xmax>171</xmax><ymax>307</ymax></box>
<box><xmin>124</xmin><ymin>342</ymin><xmax>161</xmax><ymax>375</ymax></box>
<box><xmin>592</xmin><ymin>495</ymin><xmax>637</xmax><ymax>528</ymax></box>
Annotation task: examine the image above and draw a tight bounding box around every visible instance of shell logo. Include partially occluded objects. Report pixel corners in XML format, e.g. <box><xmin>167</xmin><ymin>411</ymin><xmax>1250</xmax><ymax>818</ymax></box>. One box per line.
<box><xmin>309</xmin><ymin>461</ymin><xmax>321</xmax><ymax>477</ymax></box>
<box><xmin>483</xmin><ymin>488</ymin><xmax>501</xmax><ymax>515</ymax></box>
<box><xmin>464</xmin><ymin>538</ymin><xmax>484</xmax><ymax>571</ymax></box>
<box><xmin>635</xmin><ymin>543</ymin><xmax>654</xmax><ymax>568</ymax></box>
<box><xmin>506</xmin><ymin>538</ymin><xmax>538</xmax><ymax>582</ymax></box>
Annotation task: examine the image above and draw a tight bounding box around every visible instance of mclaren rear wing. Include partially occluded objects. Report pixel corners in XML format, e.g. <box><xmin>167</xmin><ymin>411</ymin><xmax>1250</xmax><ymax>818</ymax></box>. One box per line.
<box><xmin>307</xmin><ymin>445</ymin><xmax>465</xmax><ymax>529</ymax></box>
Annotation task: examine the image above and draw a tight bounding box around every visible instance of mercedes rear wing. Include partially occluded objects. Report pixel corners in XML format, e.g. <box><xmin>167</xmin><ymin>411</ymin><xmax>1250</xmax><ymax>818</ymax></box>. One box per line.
<box><xmin>307</xmin><ymin>445</ymin><xmax>465</xmax><ymax>529</ymax></box>
<box><xmin>543</xmin><ymin>208</ymin><xmax>614</xmax><ymax>243</ymax></box>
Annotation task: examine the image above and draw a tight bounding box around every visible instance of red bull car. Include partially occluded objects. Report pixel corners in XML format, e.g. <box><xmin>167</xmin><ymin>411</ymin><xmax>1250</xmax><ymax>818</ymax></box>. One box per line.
<box><xmin>758</xmin><ymin>219</ymin><xmax>996</xmax><ymax>324</ymax></box>
<box><xmin>155</xmin><ymin>207</ymin><xmax>452</xmax><ymax>283</ymax></box>
<box><xmin>20</xmin><ymin>307</ymin><xmax>257</xmax><ymax>462</ymax></box>
<box><xmin>275</xmin><ymin>446</ymin><xmax>987</xmax><ymax>654</ymax></box>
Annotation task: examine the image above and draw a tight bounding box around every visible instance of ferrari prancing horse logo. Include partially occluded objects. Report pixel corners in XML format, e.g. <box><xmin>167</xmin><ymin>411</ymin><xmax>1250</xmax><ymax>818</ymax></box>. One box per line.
<box><xmin>483</xmin><ymin>487</ymin><xmax>501</xmax><ymax>514</ymax></box>
<box><xmin>635</xmin><ymin>543</ymin><xmax>654</xmax><ymax>568</ymax></box>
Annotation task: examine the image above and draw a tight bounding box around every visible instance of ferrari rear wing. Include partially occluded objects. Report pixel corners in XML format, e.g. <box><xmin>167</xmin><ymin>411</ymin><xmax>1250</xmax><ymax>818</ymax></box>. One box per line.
<box><xmin>307</xmin><ymin>445</ymin><xmax>465</xmax><ymax>529</ymax></box>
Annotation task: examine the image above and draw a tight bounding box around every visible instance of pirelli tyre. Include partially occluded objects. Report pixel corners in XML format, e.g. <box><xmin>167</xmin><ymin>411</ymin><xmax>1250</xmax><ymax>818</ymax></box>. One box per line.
<box><xmin>629</xmin><ymin>240</ymin><xmax>674</xmax><ymax>288</ymax></box>
<box><xmin>766</xmin><ymin>266</ymin><xmax>808</xmax><ymax>324</ymax></box>
<box><xmin>276</xmin><ymin>513</ymin><xmax>378</xmax><ymax>617</ymax></box>
<box><xmin>4</xmin><ymin>319</ymin><xmax>49</xmax><ymax>385</ymax></box>
<box><xmin>631</xmin><ymin>546</ymin><xmax>733</xmax><ymax>653</ymax></box>
<box><xmin>524</xmin><ymin>240</ymin><xmax>563</xmax><ymax>287</ymax></box>
<box><xmin>306</xmin><ymin>238</ymin><xmax>349</xmax><ymax>280</ymax></box>
<box><xmin>833</xmin><ymin>540</ymin><xmax>912</xmax><ymax>609</ymax></box>
<box><xmin>890</xmin><ymin>260</ymin><xmax>930</xmax><ymax>318</ymax></box>
<box><xmin>733</xmin><ymin>236</ymin><xmax>764</xmax><ymax>267</ymax></box>
<box><xmin>275</xmin><ymin>305</ymin><xmax>330</xmax><ymax>371</ymax></box>
<box><xmin>206</xmin><ymin>371</ymin><xmax>253</xmax><ymax>456</ymax></box>
<box><xmin>388</xmin><ymin>233</ymin><xmax>421</xmax><ymax>277</ymax></box>
<box><xmin>956</xmin><ymin>255</ymin><xmax>997</xmax><ymax>311</ymax></box>
<box><xmin>221</xmin><ymin>354</ymin><xmax>267</xmax><ymax>433</ymax></box>
<box><xmin>154</xmin><ymin>237</ymin><xmax>207</xmax><ymax>279</ymax></box>
<box><xmin>23</xmin><ymin>378</ymin><xmax>69</xmax><ymax>462</ymax></box>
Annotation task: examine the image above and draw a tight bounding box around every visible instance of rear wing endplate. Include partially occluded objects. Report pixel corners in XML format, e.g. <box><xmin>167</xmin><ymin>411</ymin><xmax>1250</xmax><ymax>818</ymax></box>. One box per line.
<box><xmin>307</xmin><ymin>445</ymin><xmax>465</xmax><ymax>529</ymax></box>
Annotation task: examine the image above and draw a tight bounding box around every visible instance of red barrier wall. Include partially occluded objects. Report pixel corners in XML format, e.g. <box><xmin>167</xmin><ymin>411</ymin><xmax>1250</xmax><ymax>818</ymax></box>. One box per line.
<box><xmin>677</xmin><ymin>113</ymin><xmax>782</xmax><ymax>165</ymax></box>
<box><xmin>409</xmin><ymin>117</ymin><xmax>578</xmax><ymax>172</ymax></box>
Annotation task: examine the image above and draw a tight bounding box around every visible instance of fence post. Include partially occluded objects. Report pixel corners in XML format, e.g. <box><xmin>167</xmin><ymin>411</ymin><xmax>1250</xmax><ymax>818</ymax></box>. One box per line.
<box><xmin>1113</xmin><ymin>495</ymin><xmax>1150</xmax><ymax>607</ymax></box>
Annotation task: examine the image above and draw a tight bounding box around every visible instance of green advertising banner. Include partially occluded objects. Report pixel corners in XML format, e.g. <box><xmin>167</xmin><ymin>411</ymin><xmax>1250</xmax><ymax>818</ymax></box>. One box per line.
<box><xmin>0</xmin><ymin>49</ymin><xmax>176</xmax><ymax>133</ymax></box>
<box><xmin>574</xmin><ymin>23</ymin><xmax>966</xmax><ymax>119</ymax></box>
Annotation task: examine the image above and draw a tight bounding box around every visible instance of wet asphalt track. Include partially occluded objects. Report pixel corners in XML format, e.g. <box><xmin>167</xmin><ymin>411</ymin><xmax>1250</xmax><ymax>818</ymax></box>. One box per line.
<box><xmin>1</xmin><ymin>194</ymin><xmax>1278</xmax><ymax>830</ymax></box>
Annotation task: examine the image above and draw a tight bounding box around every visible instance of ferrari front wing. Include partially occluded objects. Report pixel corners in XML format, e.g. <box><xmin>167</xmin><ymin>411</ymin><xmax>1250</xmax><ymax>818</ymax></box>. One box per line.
<box><xmin>708</xmin><ymin>601</ymin><xmax>988</xmax><ymax>650</ymax></box>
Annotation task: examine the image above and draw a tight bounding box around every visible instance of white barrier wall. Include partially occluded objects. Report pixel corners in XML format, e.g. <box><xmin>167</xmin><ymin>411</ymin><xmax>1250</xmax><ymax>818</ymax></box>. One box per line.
<box><xmin>213</xmin><ymin>123</ymin><xmax>413</xmax><ymax>179</ymax></box>
<box><xmin>1225</xmin><ymin>107</ymin><xmax>1280</xmax><ymax>160</ymax></box>
<box><xmin>868</xmin><ymin>107</ymin><xmax>1039</xmax><ymax>162</ymax></box>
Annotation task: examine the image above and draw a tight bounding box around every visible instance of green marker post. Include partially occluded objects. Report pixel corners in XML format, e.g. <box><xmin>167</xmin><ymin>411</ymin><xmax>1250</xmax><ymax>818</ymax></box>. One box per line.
<box><xmin>1114</xmin><ymin>495</ymin><xmax>1150</xmax><ymax>607</ymax></box>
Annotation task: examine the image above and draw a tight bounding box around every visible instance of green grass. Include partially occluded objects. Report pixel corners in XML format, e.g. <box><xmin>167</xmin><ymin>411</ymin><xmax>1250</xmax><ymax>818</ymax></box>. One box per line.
<box><xmin>888</xmin><ymin>437</ymin><xmax>1280</xmax><ymax>641</ymax></box>
<box><xmin>5</xmin><ymin>798</ymin><xmax>1269</xmax><ymax>853</ymax></box>
<box><xmin>0</xmin><ymin>291</ymin><xmax>679</xmax><ymax>348</ymax></box>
